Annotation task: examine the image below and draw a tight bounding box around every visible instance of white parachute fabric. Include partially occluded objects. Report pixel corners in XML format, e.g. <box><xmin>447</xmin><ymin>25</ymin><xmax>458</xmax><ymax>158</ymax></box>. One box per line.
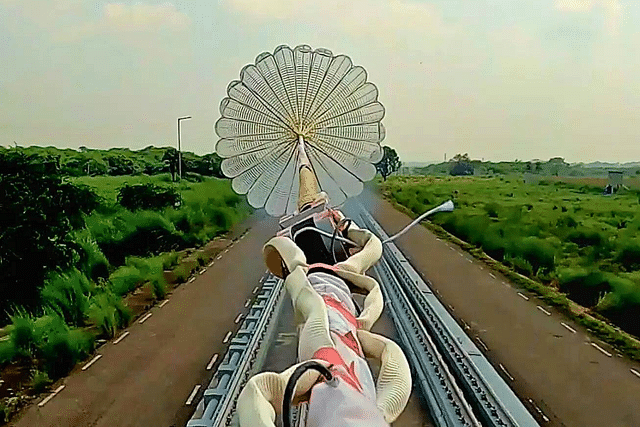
<box><xmin>215</xmin><ymin>45</ymin><xmax>385</xmax><ymax>216</ymax></box>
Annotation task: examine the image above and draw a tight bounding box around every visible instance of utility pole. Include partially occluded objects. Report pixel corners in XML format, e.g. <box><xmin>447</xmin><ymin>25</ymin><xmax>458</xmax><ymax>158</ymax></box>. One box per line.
<box><xmin>177</xmin><ymin>116</ymin><xmax>192</xmax><ymax>181</ymax></box>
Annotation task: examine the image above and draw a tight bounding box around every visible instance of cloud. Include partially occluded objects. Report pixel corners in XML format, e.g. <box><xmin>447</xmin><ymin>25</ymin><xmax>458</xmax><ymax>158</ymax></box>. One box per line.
<box><xmin>102</xmin><ymin>2</ymin><xmax>190</xmax><ymax>32</ymax></box>
<box><xmin>554</xmin><ymin>0</ymin><xmax>622</xmax><ymax>35</ymax></box>
<box><xmin>223</xmin><ymin>0</ymin><xmax>451</xmax><ymax>49</ymax></box>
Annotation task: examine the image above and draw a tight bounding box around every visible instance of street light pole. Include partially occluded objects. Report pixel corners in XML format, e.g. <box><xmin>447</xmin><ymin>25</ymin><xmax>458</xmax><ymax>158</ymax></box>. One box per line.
<box><xmin>177</xmin><ymin>116</ymin><xmax>192</xmax><ymax>181</ymax></box>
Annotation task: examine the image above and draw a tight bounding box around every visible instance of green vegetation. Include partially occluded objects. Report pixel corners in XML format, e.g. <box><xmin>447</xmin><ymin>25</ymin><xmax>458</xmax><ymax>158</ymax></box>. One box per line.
<box><xmin>0</xmin><ymin>148</ymin><xmax>250</xmax><ymax>392</ymax></box>
<box><xmin>1</xmin><ymin>145</ymin><xmax>223</xmax><ymax>179</ymax></box>
<box><xmin>381</xmin><ymin>176</ymin><xmax>640</xmax><ymax>344</ymax></box>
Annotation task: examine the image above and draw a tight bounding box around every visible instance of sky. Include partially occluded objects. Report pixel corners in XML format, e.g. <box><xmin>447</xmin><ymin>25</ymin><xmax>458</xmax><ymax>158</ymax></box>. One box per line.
<box><xmin>1</xmin><ymin>0</ymin><xmax>639</xmax><ymax>163</ymax></box>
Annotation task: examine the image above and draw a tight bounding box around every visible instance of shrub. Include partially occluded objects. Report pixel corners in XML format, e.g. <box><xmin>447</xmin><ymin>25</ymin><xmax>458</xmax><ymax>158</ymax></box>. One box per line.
<box><xmin>75</xmin><ymin>231</ymin><xmax>110</xmax><ymax>282</ymax></box>
<box><xmin>616</xmin><ymin>240</ymin><xmax>640</xmax><ymax>271</ymax></box>
<box><xmin>10</xmin><ymin>313</ymin><xmax>36</xmax><ymax>357</ymax></box>
<box><xmin>40</xmin><ymin>326</ymin><xmax>92</xmax><ymax>378</ymax></box>
<box><xmin>117</xmin><ymin>183</ymin><xmax>181</xmax><ymax>211</ymax></box>
<box><xmin>484</xmin><ymin>202</ymin><xmax>500</xmax><ymax>218</ymax></box>
<box><xmin>0</xmin><ymin>340</ymin><xmax>16</xmax><ymax>364</ymax></box>
<box><xmin>30</xmin><ymin>369</ymin><xmax>52</xmax><ymax>393</ymax></box>
<box><xmin>568</xmin><ymin>228</ymin><xmax>605</xmax><ymax>248</ymax></box>
<box><xmin>559</xmin><ymin>269</ymin><xmax>612</xmax><ymax>307</ymax></box>
<box><xmin>109</xmin><ymin>266</ymin><xmax>144</xmax><ymax>296</ymax></box>
<box><xmin>87</xmin><ymin>291</ymin><xmax>131</xmax><ymax>337</ymax></box>
<box><xmin>40</xmin><ymin>270</ymin><xmax>92</xmax><ymax>327</ymax></box>
<box><xmin>557</xmin><ymin>215</ymin><xmax>578</xmax><ymax>228</ymax></box>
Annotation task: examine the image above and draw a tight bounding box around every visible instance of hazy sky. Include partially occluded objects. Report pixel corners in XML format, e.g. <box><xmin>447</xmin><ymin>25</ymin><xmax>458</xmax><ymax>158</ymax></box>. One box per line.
<box><xmin>1</xmin><ymin>0</ymin><xmax>639</xmax><ymax>162</ymax></box>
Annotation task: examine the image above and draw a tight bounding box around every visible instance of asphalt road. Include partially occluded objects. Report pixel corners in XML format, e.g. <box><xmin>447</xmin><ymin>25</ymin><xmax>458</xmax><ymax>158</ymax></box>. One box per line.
<box><xmin>360</xmin><ymin>192</ymin><xmax>640</xmax><ymax>427</ymax></box>
<box><xmin>11</xmin><ymin>194</ymin><xmax>640</xmax><ymax>427</ymax></box>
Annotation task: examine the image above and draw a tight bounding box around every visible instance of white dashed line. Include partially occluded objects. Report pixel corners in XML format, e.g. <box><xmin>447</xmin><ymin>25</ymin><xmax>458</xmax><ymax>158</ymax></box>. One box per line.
<box><xmin>461</xmin><ymin>320</ymin><xmax>470</xmax><ymax>330</ymax></box>
<box><xmin>253</xmin><ymin>286</ymin><xmax>259</xmax><ymax>294</ymax></box>
<box><xmin>458</xmin><ymin>252</ymin><xmax>464</xmax><ymax>257</ymax></box>
<box><xmin>38</xmin><ymin>385</ymin><xmax>65</xmax><ymax>407</ymax></box>
<box><xmin>234</xmin><ymin>314</ymin><xmax>243</xmax><ymax>324</ymax></box>
<box><xmin>561</xmin><ymin>322</ymin><xmax>577</xmax><ymax>334</ymax></box>
<box><xmin>476</xmin><ymin>337</ymin><xmax>489</xmax><ymax>352</ymax></box>
<box><xmin>114</xmin><ymin>331</ymin><xmax>130</xmax><ymax>344</ymax></box>
<box><xmin>185</xmin><ymin>385</ymin><xmax>201</xmax><ymax>406</ymax></box>
<box><xmin>528</xmin><ymin>399</ymin><xmax>550</xmax><ymax>423</ymax></box>
<box><xmin>489</xmin><ymin>273</ymin><xmax>496</xmax><ymax>279</ymax></box>
<box><xmin>81</xmin><ymin>354</ymin><xmax>102</xmax><ymax>371</ymax></box>
<box><xmin>244</xmin><ymin>299</ymin><xmax>251</xmax><ymax>308</ymax></box>
<box><xmin>537</xmin><ymin>306</ymin><xmax>551</xmax><ymax>316</ymax></box>
<box><xmin>139</xmin><ymin>312</ymin><xmax>153</xmax><ymax>324</ymax></box>
<box><xmin>499</xmin><ymin>363</ymin><xmax>515</xmax><ymax>381</ymax></box>
<box><xmin>207</xmin><ymin>261</ymin><xmax>214</xmax><ymax>267</ymax></box>
<box><xmin>206</xmin><ymin>354</ymin><xmax>219</xmax><ymax>371</ymax></box>
<box><xmin>449</xmin><ymin>247</ymin><xmax>455</xmax><ymax>251</ymax></box>
<box><xmin>591</xmin><ymin>342</ymin><xmax>612</xmax><ymax>357</ymax></box>
<box><xmin>467</xmin><ymin>258</ymin><xmax>472</xmax><ymax>263</ymax></box>
<box><xmin>517</xmin><ymin>292</ymin><xmax>529</xmax><ymax>301</ymax></box>
<box><xmin>448</xmin><ymin>304</ymin><xmax>454</xmax><ymax>311</ymax></box>
<box><xmin>188</xmin><ymin>277</ymin><xmax>196</xmax><ymax>284</ymax></box>
<box><xmin>223</xmin><ymin>331</ymin><xmax>233</xmax><ymax>344</ymax></box>
<box><xmin>224</xmin><ymin>249</ymin><xmax>229</xmax><ymax>253</ymax></box>
<box><xmin>159</xmin><ymin>299</ymin><xmax>169</xmax><ymax>308</ymax></box>
<box><xmin>216</xmin><ymin>255</ymin><xmax>222</xmax><ymax>260</ymax></box>
<box><xmin>630</xmin><ymin>368</ymin><xmax>640</xmax><ymax>379</ymax></box>
<box><xmin>199</xmin><ymin>269</ymin><xmax>206</xmax><ymax>275</ymax></box>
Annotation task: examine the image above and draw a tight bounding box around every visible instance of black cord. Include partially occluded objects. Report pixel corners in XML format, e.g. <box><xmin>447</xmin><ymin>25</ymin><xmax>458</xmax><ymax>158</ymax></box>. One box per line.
<box><xmin>283</xmin><ymin>361</ymin><xmax>334</xmax><ymax>427</ymax></box>
<box><xmin>330</xmin><ymin>218</ymin><xmax>352</xmax><ymax>264</ymax></box>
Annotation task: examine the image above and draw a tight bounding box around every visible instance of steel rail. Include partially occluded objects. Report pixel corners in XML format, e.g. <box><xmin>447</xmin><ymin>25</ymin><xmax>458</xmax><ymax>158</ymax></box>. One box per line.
<box><xmin>357</xmin><ymin>205</ymin><xmax>539</xmax><ymax>427</ymax></box>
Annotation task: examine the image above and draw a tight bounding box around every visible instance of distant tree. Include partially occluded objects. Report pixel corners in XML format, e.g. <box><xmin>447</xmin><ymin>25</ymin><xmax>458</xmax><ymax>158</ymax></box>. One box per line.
<box><xmin>375</xmin><ymin>146</ymin><xmax>402</xmax><ymax>181</ymax></box>
<box><xmin>450</xmin><ymin>153</ymin><xmax>474</xmax><ymax>176</ymax></box>
<box><xmin>162</xmin><ymin>148</ymin><xmax>179</xmax><ymax>182</ymax></box>
<box><xmin>0</xmin><ymin>152</ymin><xmax>99</xmax><ymax>317</ymax></box>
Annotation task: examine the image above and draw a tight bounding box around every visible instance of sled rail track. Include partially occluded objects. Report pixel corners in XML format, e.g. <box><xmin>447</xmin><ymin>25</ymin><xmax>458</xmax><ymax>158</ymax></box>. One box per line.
<box><xmin>188</xmin><ymin>206</ymin><xmax>539</xmax><ymax>427</ymax></box>
<box><xmin>357</xmin><ymin>205</ymin><xmax>539</xmax><ymax>427</ymax></box>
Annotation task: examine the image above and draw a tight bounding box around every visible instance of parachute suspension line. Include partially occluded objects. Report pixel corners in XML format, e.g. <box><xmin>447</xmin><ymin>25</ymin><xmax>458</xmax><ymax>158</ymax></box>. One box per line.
<box><xmin>297</xmin><ymin>135</ymin><xmax>321</xmax><ymax>212</ymax></box>
<box><xmin>283</xmin><ymin>361</ymin><xmax>337</xmax><ymax>427</ymax></box>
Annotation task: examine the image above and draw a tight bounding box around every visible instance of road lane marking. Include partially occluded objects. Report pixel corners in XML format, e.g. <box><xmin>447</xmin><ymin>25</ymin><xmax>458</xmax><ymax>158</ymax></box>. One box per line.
<box><xmin>537</xmin><ymin>306</ymin><xmax>552</xmax><ymax>316</ymax></box>
<box><xmin>223</xmin><ymin>331</ymin><xmax>232</xmax><ymax>344</ymax></box>
<box><xmin>188</xmin><ymin>277</ymin><xmax>196</xmax><ymax>284</ymax></box>
<box><xmin>528</xmin><ymin>399</ymin><xmax>550</xmax><ymax>423</ymax></box>
<box><xmin>244</xmin><ymin>299</ymin><xmax>251</xmax><ymax>307</ymax></box>
<box><xmin>224</xmin><ymin>249</ymin><xmax>229</xmax><ymax>253</ymax></box>
<box><xmin>476</xmin><ymin>337</ymin><xmax>489</xmax><ymax>352</ymax></box>
<box><xmin>489</xmin><ymin>273</ymin><xmax>496</xmax><ymax>279</ymax></box>
<box><xmin>591</xmin><ymin>342</ymin><xmax>612</xmax><ymax>357</ymax></box>
<box><xmin>114</xmin><ymin>331</ymin><xmax>130</xmax><ymax>344</ymax></box>
<box><xmin>38</xmin><ymin>385</ymin><xmax>65</xmax><ymax>407</ymax></box>
<box><xmin>253</xmin><ymin>286</ymin><xmax>259</xmax><ymax>294</ymax></box>
<box><xmin>458</xmin><ymin>252</ymin><xmax>464</xmax><ymax>257</ymax></box>
<box><xmin>208</xmin><ymin>261</ymin><xmax>215</xmax><ymax>267</ymax></box>
<box><xmin>234</xmin><ymin>314</ymin><xmax>243</xmax><ymax>324</ymax></box>
<box><xmin>561</xmin><ymin>322</ymin><xmax>577</xmax><ymax>334</ymax></box>
<box><xmin>449</xmin><ymin>247</ymin><xmax>455</xmax><ymax>251</ymax></box>
<box><xmin>139</xmin><ymin>312</ymin><xmax>153</xmax><ymax>324</ymax></box>
<box><xmin>631</xmin><ymin>368</ymin><xmax>640</xmax><ymax>379</ymax></box>
<box><xmin>517</xmin><ymin>292</ymin><xmax>529</xmax><ymax>301</ymax></box>
<box><xmin>499</xmin><ymin>363</ymin><xmax>515</xmax><ymax>381</ymax></box>
<box><xmin>206</xmin><ymin>354</ymin><xmax>219</xmax><ymax>371</ymax></box>
<box><xmin>467</xmin><ymin>258</ymin><xmax>472</xmax><ymax>263</ymax></box>
<box><xmin>448</xmin><ymin>304</ymin><xmax>454</xmax><ymax>311</ymax></box>
<box><xmin>81</xmin><ymin>354</ymin><xmax>102</xmax><ymax>371</ymax></box>
<box><xmin>216</xmin><ymin>255</ymin><xmax>222</xmax><ymax>260</ymax></box>
<box><xmin>199</xmin><ymin>269</ymin><xmax>206</xmax><ymax>275</ymax></box>
<box><xmin>159</xmin><ymin>299</ymin><xmax>169</xmax><ymax>308</ymax></box>
<box><xmin>186</xmin><ymin>385</ymin><xmax>201</xmax><ymax>406</ymax></box>
<box><xmin>461</xmin><ymin>320</ymin><xmax>470</xmax><ymax>330</ymax></box>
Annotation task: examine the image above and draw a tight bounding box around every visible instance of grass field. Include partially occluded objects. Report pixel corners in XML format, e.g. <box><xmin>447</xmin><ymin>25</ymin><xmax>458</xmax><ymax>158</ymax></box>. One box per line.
<box><xmin>380</xmin><ymin>176</ymin><xmax>640</xmax><ymax>339</ymax></box>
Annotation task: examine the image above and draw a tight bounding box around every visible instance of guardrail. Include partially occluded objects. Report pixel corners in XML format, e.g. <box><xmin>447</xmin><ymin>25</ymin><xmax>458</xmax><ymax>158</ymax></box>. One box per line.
<box><xmin>187</xmin><ymin>275</ymin><xmax>284</xmax><ymax>427</ymax></box>
<box><xmin>357</xmin><ymin>206</ymin><xmax>539</xmax><ymax>427</ymax></box>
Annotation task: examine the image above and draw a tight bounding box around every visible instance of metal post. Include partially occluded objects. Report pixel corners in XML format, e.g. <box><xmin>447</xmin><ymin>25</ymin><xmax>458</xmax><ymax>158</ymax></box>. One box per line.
<box><xmin>177</xmin><ymin>116</ymin><xmax>192</xmax><ymax>181</ymax></box>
